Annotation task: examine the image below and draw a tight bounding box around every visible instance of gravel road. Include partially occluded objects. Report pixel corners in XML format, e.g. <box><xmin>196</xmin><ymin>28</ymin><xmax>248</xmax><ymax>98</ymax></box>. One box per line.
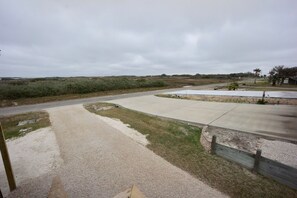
<box><xmin>7</xmin><ymin>105</ymin><xmax>226</xmax><ymax>198</ymax></box>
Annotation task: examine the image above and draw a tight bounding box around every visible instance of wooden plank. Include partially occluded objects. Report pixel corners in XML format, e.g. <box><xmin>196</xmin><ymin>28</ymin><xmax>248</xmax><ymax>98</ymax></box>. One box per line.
<box><xmin>0</xmin><ymin>123</ymin><xmax>16</xmax><ymax>191</ymax></box>
<box><xmin>258</xmin><ymin>157</ymin><xmax>297</xmax><ymax>190</ymax></box>
<box><xmin>215</xmin><ymin>143</ymin><xmax>255</xmax><ymax>169</ymax></box>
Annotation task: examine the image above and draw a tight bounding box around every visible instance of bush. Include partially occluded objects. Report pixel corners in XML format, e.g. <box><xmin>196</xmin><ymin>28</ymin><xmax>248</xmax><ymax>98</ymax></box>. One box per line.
<box><xmin>228</xmin><ymin>82</ymin><xmax>239</xmax><ymax>90</ymax></box>
<box><xmin>257</xmin><ymin>99</ymin><xmax>268</xmax><ymax>105</ymax></box>
<box><xmin>0</xmin><ymin>77</ymin><xmax>167</xmax><ymax>100</ymax></box>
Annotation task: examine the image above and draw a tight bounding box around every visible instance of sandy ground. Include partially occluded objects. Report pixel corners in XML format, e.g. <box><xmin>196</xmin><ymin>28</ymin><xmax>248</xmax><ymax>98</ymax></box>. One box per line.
<box><xmin>204</xmin><ymin>127</ymin><xmax>297</xmax><ymax>168</ymax></box>
<box><xmin>5</xmin><ymin>105</ymin><xmax>226</xmax><ymax>198</ymax></box>
<box><xmin>98</xmin><ymin>116</ymin><xmax>149</xmax><ymax>146</ymax></box>
<box><xmin>0</xmin><ymin>127</ymin><xmax>62</xmax><ymax>197</ymax></box>
<box><xmin>261</xmin><ymin>139</ymin><xmax>297</xmax><ymax>168</ymax></box>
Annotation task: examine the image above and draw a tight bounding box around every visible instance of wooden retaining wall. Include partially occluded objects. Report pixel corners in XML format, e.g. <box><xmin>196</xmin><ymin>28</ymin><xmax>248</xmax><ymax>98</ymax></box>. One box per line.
<box><xmin>211</xmin><ymin>136</ymin><xmax>297</xmax><ymax>190</ymax></box>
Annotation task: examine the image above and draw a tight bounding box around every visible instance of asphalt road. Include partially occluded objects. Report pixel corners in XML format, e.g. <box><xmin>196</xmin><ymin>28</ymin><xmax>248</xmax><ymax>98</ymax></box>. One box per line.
<box><xmin>0</xmin><ymin>83</ymin><xmax>225</xmax><ymax>116</ymax></box>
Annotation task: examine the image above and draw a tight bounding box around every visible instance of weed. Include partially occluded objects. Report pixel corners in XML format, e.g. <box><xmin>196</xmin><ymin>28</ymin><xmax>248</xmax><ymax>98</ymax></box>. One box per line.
<box><xmin>0</xmin><ymin>111</ymin><xmax>50</xmax><ymax>139</ymax></box>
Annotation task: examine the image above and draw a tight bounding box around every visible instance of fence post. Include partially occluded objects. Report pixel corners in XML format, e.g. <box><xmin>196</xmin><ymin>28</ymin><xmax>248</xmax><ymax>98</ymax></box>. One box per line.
<box><xmin>0</xmin><ymin>123</ymin><xmax>16</xmax><ymax>191</ymax></box>
<box><xmin>253</xmin><ymin>149</ymin><xmax>262</xmax><ymax>173</ymax></box>
<box><xmin>211</xmin><ymin>135</ymin><xmax>216</xmax><ymax>155</ymax></box>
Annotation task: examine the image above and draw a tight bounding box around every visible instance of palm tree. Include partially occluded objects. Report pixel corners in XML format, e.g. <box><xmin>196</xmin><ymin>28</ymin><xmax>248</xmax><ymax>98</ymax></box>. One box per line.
<box><xmin>253</xmin><ymin>68</ymin><xmax>261</xmax><ymax>84</ymax></box>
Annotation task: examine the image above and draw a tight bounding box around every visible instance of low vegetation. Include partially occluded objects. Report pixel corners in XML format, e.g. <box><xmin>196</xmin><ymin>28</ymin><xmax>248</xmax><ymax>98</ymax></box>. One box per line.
<box><xmin>228</xmin><ymin>82</ymin><xmax>239</xmax><ymax>90</ymax></box>
<box><xmin>0</xmin><ymin>76</ymin><xmax>232</xmax><ymax>107</ymax></box>
<box><xmin>85</xmin><ymin>103</ymin><xmax>297</xmax><ymax>197</ymax></box>
<box><xmin>0</xmin><ymin>77</ymin><xmax>166</xmax><ymax>100</ymax></box>
<box><xmin>0</xmin><ymin>111</ymin><xmax>50</xmax><ymax>139</ymax></box>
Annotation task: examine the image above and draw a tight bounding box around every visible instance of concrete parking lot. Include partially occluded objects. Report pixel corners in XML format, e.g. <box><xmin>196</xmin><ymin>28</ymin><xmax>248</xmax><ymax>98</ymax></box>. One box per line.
<box><xmin>110</xmin><ymin>95</ymin><xmax>297</xmax><ymax>141</ymax></box>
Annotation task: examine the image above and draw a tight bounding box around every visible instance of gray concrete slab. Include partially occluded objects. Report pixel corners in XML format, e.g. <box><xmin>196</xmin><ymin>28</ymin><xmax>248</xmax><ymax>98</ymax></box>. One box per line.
<box><xmin>110</xmin><ymin>95</ymin><xmax>297</xmax><ymax>141</ymax></box>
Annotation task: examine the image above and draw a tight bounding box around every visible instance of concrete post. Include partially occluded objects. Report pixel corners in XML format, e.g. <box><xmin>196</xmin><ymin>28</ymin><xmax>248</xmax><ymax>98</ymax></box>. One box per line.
<box><xmin>262</xmin><ymin>91</ymin><xmax>265</xmax><ymax>100</ymax></box>
<box><xmin>0</xmin><ymin>123</ymin><xmax>16</xmax><ymax>191</ymax></box>
<box><xmin>253</xmin><ymin>149</ymin><xmax>262</xmax><ymax>173</ymax></box>
<box><xmin>211</xmin><ymin>135</ymin><xmax>216</xmax><ymax>155</ymax></box>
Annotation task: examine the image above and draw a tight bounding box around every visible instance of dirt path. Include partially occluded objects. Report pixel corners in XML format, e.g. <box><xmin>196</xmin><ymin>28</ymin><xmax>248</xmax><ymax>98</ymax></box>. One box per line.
<box><xmin>8</xmin><ymin>104</ymin><xmax>226</xmax><ymax>197</ymax></box>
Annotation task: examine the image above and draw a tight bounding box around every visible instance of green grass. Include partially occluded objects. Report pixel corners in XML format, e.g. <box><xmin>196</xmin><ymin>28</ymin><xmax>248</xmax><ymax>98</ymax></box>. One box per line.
<box><xmin>85</xmin><ymin>103</ymin><xmax>297</xmax><ymax>198</ymax></box>
<box><xmin>0</xmin><ymin>111</ymin><xmax>50</xmax><ymax>139</ymax></box>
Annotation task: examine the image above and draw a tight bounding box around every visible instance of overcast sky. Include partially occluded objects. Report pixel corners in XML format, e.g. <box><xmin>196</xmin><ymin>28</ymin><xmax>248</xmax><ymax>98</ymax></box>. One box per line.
<box><xmin>0</xmin><ymin>0</ymin><xmax>297</xmax><ymax>77</ymax></box>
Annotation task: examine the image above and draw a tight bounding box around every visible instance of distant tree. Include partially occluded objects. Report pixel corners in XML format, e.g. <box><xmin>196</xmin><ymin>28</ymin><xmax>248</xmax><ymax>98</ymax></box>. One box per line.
<box><xmin>283</xmin><ymin>66</ymin><xmax>297</xmax><ymax>79</ymax></box>
<box><xmin>269</xmin><ymin>66</ymin><xmax>297</xmax><ymax>85</ymax></box>
<box><xmin>253</xmin><ymin>68</ymin><xmax>261</xmax><ymax>84</ymax></box>
<box><xmin>269</xmin><ymin>70</ymin><xmax>277</xmax><ymax>86</ymax></box>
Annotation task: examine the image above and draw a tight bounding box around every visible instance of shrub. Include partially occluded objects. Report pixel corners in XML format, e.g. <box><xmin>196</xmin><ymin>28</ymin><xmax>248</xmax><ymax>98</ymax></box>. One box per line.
<box><xmin>228</xmin><ymin>82</ymin><xmax>239</xmax><ymax>90</ymax></box>
<box><xmin>0</xmin><ymin>77</ymin><xmax>167</xmax><ymax>100</ymax></box>
<box><xmin>257</xmin><ymin>99</ymin><xmax>268</xmax><ymax>105</ymax></box>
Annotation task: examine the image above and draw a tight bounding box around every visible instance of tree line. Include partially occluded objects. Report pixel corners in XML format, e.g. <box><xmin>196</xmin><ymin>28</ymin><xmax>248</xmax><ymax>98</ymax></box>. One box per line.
<box><xmin>268</xmin><ymin>66</ymin><xmax>297</xmax><ymax>86</ymax></box>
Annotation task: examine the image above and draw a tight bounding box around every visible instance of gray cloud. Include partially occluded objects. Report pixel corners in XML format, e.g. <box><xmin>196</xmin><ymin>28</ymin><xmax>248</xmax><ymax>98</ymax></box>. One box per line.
<box><xmin>1</xmin><ymin>0</ymin><xmax>297</xmax><ymax>77</ymax></box>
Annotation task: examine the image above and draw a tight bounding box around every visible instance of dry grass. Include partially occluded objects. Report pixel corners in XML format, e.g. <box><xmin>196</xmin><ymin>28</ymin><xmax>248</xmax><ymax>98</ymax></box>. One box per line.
<box><xmin>85</xmin><ymin>103</ymin><xmax>297</xmax><ymax>198</ymax></box>
<box><xmin>0</xmin><ymin>111</ymin><xmax>50</xmax><ymax>139</ymax></box>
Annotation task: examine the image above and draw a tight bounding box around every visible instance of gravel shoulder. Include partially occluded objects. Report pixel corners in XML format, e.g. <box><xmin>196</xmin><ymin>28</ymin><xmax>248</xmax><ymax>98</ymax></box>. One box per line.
<box><xmin>203</xmin><ymin>126</ymin><xmax>297</xmax><ymax>168</ymax></box>
<box><xmin>7</xmin><ymin>104</ymin><xmax>226</xmax><ymax>197</ymax></box>
<box><xmin>0</xmin><ymin>127</ymin><xmax>62</xmax><ymax>197</ymax></box>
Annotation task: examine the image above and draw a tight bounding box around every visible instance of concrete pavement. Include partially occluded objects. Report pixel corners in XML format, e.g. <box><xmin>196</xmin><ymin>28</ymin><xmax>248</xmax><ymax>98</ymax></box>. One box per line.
<box><xmin>110</xmin><ymin>95</ymin><xmax>297</xmax><ymax>141</ymax></box>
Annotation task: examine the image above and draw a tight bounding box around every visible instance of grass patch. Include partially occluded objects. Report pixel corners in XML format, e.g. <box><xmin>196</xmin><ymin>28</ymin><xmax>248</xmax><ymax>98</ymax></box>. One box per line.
<box><xmin>85</xmin><ymin>103</ymin><xmax>297</xmax><ymax>197</ymax></box>
<box><xmin>0</xmin><ymin>111</ymin><xmax>50</xmax><ymax>140</ymax></box>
